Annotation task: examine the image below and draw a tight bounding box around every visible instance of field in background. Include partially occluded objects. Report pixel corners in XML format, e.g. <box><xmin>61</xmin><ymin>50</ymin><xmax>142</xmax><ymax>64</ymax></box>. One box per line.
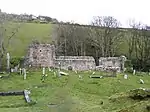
<box><xmin>0</xmin><ymin>70</ymin><xmax>149</xmax><ymax>112</ymax></box>
<box><xmin>6</xmin><ymin>23</ymin><xmax>52</xmax><ymax>57</ymax></box>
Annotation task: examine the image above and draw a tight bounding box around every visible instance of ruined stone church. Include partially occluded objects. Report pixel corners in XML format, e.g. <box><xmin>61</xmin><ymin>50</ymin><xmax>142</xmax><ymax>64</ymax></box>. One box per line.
<box><xmin>26</xmin><ymin>43</ymin><xmax>126</xmax><ymax>72</ymax></box>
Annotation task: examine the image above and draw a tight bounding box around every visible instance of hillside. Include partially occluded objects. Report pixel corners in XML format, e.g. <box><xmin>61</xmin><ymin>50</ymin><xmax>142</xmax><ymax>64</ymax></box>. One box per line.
<box><xmin>6</xmin><ymin>22</ymin><xmax>52</xmax><ymax>57</ymax></box>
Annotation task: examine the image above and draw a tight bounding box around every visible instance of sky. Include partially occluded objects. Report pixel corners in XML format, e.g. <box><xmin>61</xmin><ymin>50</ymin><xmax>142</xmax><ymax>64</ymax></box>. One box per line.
<box><xmin>0</xmin><ymin>0</ymin><xmax>150</xmax><ymax>27</ymax></box>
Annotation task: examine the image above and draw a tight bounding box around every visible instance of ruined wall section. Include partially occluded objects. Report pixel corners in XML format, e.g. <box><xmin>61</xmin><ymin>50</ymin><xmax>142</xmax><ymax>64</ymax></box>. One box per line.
<box><xmin>98</xmin><ymin>57</ymin><xmax>122</xmax><ymax>72</ymax></box>
<box><xmin>55</xmin><ymin>56</ymin><xmax>96</xmax><ymax>71</ymax></box>
<box><xmin>27</xmin><ymin>43</ymin><xmax>55</xmax><ymax>67</ymax></box>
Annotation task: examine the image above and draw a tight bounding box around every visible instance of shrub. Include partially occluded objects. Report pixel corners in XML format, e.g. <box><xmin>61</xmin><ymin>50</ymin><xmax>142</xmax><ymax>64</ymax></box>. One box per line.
<box><xmin>125</xmin><ymin>67</ymin><xmax>133</xmax><ymax>73</ymax></box>
<box><xmin>10</xmin><ymin>57</ymin><xmax>22</xmax><ymax>68</ymax></box>
<box><xmin>68</xmin><ymin>66</ymin><xmax>73</xmax><ymax>71</ymax></box>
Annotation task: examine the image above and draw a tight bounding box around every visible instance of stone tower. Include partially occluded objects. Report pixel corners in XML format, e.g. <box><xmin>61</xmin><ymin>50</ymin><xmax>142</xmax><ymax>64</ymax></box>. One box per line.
<box><xmin>27</xmin><ymin>43</ymin><xmax>55</xmax><ymax>67</ymax></box>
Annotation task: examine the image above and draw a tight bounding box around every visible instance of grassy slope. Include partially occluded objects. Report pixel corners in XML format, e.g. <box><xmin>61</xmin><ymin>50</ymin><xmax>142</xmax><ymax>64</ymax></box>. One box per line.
<box><xmin>6</xmin><ymin>23</ymin><xmax>52</xmax><ymax>57</ymax></box>
<box><xmin>0</xmin><ymin>70</ymin><xmax>149</xmax><ymax>112</ymax></box>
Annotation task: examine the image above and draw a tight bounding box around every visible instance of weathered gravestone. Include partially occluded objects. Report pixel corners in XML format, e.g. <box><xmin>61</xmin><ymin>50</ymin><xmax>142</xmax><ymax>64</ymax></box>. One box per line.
<box><xmin>23</xmin><ymin>68</ymin><xmax>27</xmax><ymax>80</ymax></box>
<box><xmin>6</xmin><ymin>53</ymin><xmax>10</xmax><ymax>73</ymax></box>
<box><xmin>133</xmin><ymin>70</ymin><xmax>136</xmax><ymax>75</ymax></box>
<box><xmin>124</xmin><ymin>74</ymin><xmax>128</xmax><ymax>79</ymax></box>
<box><xmin>0</xmin><ymin>90</ymin><xmax>31</xmax><ymax>103</ymax></box>
<box><xmin>140</xmin><ymin>79</ymin><xmax>144</xmax><ymax>84</ymax></box>
<box><xmin>41</xmin><ymin>67</ymin><xmax>46</xmax><ymax>82</ymax></box>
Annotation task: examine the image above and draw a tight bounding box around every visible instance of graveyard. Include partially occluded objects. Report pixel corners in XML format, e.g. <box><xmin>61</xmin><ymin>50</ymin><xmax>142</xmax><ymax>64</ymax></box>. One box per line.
<box><xmin>0</xmin><ymin>11</ymin><xmax>150</xmax><ymax>112</ymax></box>
<box><xmin>0</xmin><ymin>68</ymin><xmax>149</xmax><ymax>112</ymax></box>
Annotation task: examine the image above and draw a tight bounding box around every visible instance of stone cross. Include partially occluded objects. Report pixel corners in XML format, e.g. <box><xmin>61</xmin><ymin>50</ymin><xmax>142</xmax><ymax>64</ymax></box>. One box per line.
<box><xmin>6</xmin><ymin>53</ymin><xmax>10</xmax><ymax>73</ymax></box>
<box><xmin>124</xmin><ymin>74</ymin><xmax>128</xmax><ymax>79</ymax></box>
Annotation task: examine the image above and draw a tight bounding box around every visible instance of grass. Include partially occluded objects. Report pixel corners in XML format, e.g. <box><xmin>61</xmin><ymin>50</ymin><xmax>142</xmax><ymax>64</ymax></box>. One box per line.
<box><xmin>5</xmin><ymin>22</ymin><xmax>52</xmax><ymax>57</ymax></box>
<box><xmin>0</xmin><ymin>69</ymin><xmax>149</xmax><ymax>112</ymax></box>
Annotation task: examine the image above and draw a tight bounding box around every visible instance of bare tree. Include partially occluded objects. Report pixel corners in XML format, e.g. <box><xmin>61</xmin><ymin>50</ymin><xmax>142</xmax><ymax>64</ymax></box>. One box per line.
<box><xmin>52</xmin><ymin>22</ymin><xmax>88</xmax><ymax>56</ymax></box>
<box><xmin>0</xmin><ymin>12</ymin><xmax>22</xmax><ymax>70</ymax></box>
<box><xmin>90</xmin><ymin>16</ymin><xmax>122</xmax><ymax>57</ymax></box>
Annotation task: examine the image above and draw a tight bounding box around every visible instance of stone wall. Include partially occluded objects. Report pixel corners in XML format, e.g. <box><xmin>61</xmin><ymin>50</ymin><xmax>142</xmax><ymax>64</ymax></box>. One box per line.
<box><xmin>55</xmin><ymin>56</ymin><xmax>95</xmax><ymax>71</ymax></box>
<box><xmin>98</xmin><ymin>57</ymin><xmax>122</xmax><ymax>72</ymax></box>
<box><xmin>27</xmin><ymin>43</ymin><xmax>55</xmax><ymax>67</ymax></box>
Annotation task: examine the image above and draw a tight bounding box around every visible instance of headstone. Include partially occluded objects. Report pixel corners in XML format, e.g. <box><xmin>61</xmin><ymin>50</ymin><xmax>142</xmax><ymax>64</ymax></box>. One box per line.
<box><xmin>57</xmin><ymin>69</ymin><xmax>61</xmax><ymax>77</ymax></box>
<box><xmin>133</xmin><ymin>70</ymin><xmax>136</xmax><ymax>75</ymax></box>
<box><xmin>48</xmin><ymin>67</ymin><xmax>51</xmax><ymax>72</ymax></box>
<box><xmin>53</xmin><ymin>72</ymin><xmax>56</xmax><ymax>77</ymax></box>
<box><xmin>6</xmin><ymin>53</ymin><xmax>10</xmax><ymax>73</ymax></box>
<box><xmin>23</xmin><ymin>68</ymin><xmax>27</xmax><ymax>80</ymax></box>
<box><xmin>19</xmin><ymin>68</ymin><xmax>22</xmax><ymax>75</ymax></box>
<box><xmin>59</xmin><ymin>71</ymin><xmax>68</xmax><ymax>76</ymax></box>
<box><xmin>11</xmin><ymin>68</ymin><xmax>14</xmax><ymax>73</ymax></box>
<box><xmin>92</xmin><ymin>72</ymin><xmax>95</xmax><ymax>75</ymax></box>
<box><xmin>75</xmin><ymin>70</ymin><xmax>77</xmax><ymax>74</ymax></box>
<box><xmin>140</xmin><ymin>79</ymin><xmax>144</xmax><ymax>84</ymax></box>
<box><xmin>78</xmin><ymin>75</ymin><xmax>82</xmax><ymax>80</ymax></box>
<box><xmin>42</xmin><ymin>67</ymin><xmax>45</xmax><ymax>75</ymax></box>
<box><xmin>124</xmin><ymin>74</ymin><xmax>128</xmax><ymax>79</ymax></box>
<box><xmin>24</xmin><ymin>90</ymin><xmax>31</xmax><ymax>103</ymax></box>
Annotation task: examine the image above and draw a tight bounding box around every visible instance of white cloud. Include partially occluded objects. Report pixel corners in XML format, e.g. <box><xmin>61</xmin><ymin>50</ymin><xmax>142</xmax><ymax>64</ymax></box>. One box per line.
<box><xmin>0</xmin><ymin>0</ymin><xmax>150</xmax><ymax>27</ymax></box>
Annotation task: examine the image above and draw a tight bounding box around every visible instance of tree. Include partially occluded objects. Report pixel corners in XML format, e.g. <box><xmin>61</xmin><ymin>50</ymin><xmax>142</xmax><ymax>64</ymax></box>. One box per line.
<box><xmin>127</xmin><ymin>19</ymin><xmax>150</xmax><ymax>71</ymax></box>
<box><xmin>52</xmin><ymin>22</ymin><xmax>89</xmax><ymax>56</ymax></box>
<box><xmin>0</xmin><ymin>12</ymin><xmax>22</xmax><ymax>71</ymax></box>
<box><xmin>90</xmin><ymin>16</ymin><xmax>122</xmax><ymax>57</ymax></box>
<box><xmin>87</xmin><ymin>16</ymin><xmax>123</xmax><ymax>65</ymax></box>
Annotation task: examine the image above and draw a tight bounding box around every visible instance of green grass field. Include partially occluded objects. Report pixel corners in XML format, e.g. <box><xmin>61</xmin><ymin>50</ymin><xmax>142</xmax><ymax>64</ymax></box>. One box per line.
<box><xmin>0</xmin><ymin>70</ymin><xmax>149</xmax><ymax>112</ymax></box>
<box><xmin>5</xmin><ymin>22</ymin><xmax>52</xmax><ymax>57</ymax></box>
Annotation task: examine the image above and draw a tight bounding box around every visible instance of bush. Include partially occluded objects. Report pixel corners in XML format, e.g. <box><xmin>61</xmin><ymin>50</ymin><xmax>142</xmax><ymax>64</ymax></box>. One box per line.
<box><xmin>125</xmin><ymin>60</ymin><xmax>132</xmax><ymax>68</ymax></box>
<box><xmin>129</xmin><ymin>88</ymin><xmax>150</xmax><ymax>100</ymax></box>
<box><xmin>10</xmin><ymin>57</ymin><xmax>22</xmax><ymax>68</ymax></box>
<box><xmin>68</xmin><ymin>66</ymin><xmax>73</xmax><ymax>71</ymax></box>
<box><xmin>125</xmin><ymin>67</ymin><xmax>133</xmax><ymax>73</ymax></box>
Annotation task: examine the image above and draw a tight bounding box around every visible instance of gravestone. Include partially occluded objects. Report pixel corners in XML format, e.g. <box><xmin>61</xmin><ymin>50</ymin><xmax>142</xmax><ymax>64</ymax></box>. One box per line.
<box><xmin>24</xmin><ymin>90</ymin><xmax>31</xmax><ymax>103</ymax></box>
<box><xmin>6</xmin><ymin>53</ymin><xmax>10</xmax><ymax>73</ymax></box>
<box><xmin>75</xmin><ymin>70</ymin><xmax>77</xmax><ymax>74</ymax></box>
<box><xmin>92</xmin><ymin>72</ymin><xmax>95</xmax><ymax>75</ymax></box>
<box><xmin>48</xmin><ymin>67</ymin><xmax>51</xmax><ymax>72</ymax></box>
<box><xmin>124</xmin><ymin>74</ymin><xmax>128</xmax><ymax>79</ymax></box>
<box><xmin>133</xmin><ymin>70</ymin><xmax>136</xmax><ymax>75</ymax></box>
<box><xmin>57</xmin><ymin>69</ymin><xmax>61</xmax><ymax>77</ymax></box>
<box><xmin>0</xmin><ymin>90</ymin><xmax>32</xmax><ymax>103</ymax></box>
<box><xmin>41</xmin><ymin>67</ymin><xmax>48</xmax><ymax>82</ymax></box>
<box><xmin>42</xmin><ymin>67</ymin><xmax>45</xmax><ymax>75</ymax></box>
<box><xmin>140</xmin><ymin>79</ymin><xmax>144</xmax><ymax>84</ymax></box>
<box><xmin>23</xmin><ymin>68</ymin><xmax>27</xmax><ymax>80</ymax></box>
<box><xmin>53</xmin><ymin>72</ymin><xmax>56</xmax><ymax>77</ymax></box>
<box><xmin>19</xmin><ymin>68</ymin><xmax>22</xmax><ymax>75</ymax></box>
<box><xmin>78</xmin><ymin>75</ymin><xmax>82</xmax><ymax>79</ymax></box>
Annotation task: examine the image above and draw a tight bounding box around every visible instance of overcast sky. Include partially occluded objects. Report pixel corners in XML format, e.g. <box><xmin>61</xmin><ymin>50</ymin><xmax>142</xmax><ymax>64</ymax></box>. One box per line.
<box><xmin>0</xmin><ymin>0</ymin><xmax>149</xmax><ymax>27</ymax></box>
